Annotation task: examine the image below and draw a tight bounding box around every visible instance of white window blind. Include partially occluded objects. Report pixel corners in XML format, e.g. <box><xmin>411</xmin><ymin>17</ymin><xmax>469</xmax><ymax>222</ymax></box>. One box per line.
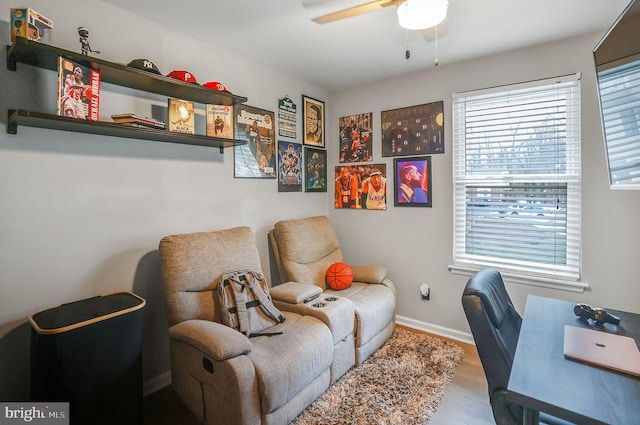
<box><xmin>452</xmin><ymin>75</ymin><xmax>582</xmax><ymax>286</ymax></box>
<box><xmin>598</xmin><ymin>58</ymin><xmax>640</xmax><ymax>188</ymax></box>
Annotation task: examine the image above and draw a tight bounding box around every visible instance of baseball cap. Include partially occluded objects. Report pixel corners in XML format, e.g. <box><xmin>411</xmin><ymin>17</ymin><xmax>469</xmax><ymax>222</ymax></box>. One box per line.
<box><xmin>127</xmin><ymin>59</ymin><xmax>161</xmax><ymax>75</ymax></box>
<box><xmin>167</xmin><ymin>70</ymin><xmax>198</xmax><ymax>84</ymax></box>
<box><xmin>203</xmin><ymin>81</ymin><xmax>231</xmax><ymax>93</ymax></box>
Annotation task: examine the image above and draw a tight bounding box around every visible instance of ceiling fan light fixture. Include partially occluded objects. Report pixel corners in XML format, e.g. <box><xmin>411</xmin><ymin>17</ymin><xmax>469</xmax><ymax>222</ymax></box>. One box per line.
<box><xmin>397</xmin><ymin>0</ymin><xmax>448</xmax><ymax>30</ymax></box>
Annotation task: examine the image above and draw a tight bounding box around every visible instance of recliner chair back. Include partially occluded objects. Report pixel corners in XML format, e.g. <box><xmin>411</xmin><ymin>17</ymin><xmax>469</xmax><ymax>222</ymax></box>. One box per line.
<box><xmin>160</xmin><ymin>226</ymin><xmax>262</xmax><ymax>326</ymax></box>
<box><xmin>270</xmin><ymin>215</ymin><xmax>343</xmax><ymax>288</ymax></box>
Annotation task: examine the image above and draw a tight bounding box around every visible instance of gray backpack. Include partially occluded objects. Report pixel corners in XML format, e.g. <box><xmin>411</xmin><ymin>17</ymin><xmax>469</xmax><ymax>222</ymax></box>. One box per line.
<box><xmin>216</xmin><ymin>269</ymin><xmax>285</xmax><ymax>337</ymax></box>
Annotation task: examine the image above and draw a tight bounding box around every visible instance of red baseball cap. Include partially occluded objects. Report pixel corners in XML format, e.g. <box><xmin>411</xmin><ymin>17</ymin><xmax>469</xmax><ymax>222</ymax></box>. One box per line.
<box><xmin>167</xmin><ymin>70</ymin><xmax>198</xmax><ymax>84</ymax></box>
<box><xmin>203</xmin><ymin>81</ymin><xmax>230</xmax><ymax>93</ymax></box>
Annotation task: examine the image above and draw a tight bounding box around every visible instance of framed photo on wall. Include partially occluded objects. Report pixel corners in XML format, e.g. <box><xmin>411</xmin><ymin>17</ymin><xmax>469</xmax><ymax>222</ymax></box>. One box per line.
<box><xmin>334</xmin><ymin>164</ymin><xmax>387</xmax><ymax>210</ymax></box>
<box><xmin>359</xmin><ymin>164</ymin><xmax>387</xmax><ymax>210</ymax></box>
<box><xmin>233</xmin><ymin>104</ymin><xmax>276</xmax><ymax>178</ymax></box>
<box><xmin>381</xmin><ymin>101</ymin><xmax>444</xmax><ymax>157</ymax></box>
<box><xmin>394</xmin><ymin>156</ymin><xmax>432</xmax><ymax>207</ymax></box>
<box><xmin>303</xmin><ymin>95</ymin><xmax>325</xmax><ymax>147</ymax></box>
<box><xmin>304</xmin><ymin>147</ymin><xmax>327</xmax><ymax>192</ymax></box>
<box><xmin>339</xmin><ymin>112</ymin><xmax>373</xmax><ymax>163</ymax></box>
<box><xmin>277</xmin><ymin>141</ymin><xmax>302</xmax><ymax>192</ymax></box>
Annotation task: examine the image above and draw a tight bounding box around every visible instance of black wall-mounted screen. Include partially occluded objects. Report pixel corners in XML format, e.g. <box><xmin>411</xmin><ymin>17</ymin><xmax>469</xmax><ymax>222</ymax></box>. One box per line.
<box><xmin>594</xmin><ymin>0</ymin><xmax>640</xmax><ymax>189</ymax></box>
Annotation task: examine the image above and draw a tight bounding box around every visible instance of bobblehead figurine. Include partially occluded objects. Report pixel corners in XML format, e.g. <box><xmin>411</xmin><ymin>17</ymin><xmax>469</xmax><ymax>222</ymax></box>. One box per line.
<box><xmin>78</xmin><ymin>27</ymin><xmax>100</xmax><ymax>55</ymax></box>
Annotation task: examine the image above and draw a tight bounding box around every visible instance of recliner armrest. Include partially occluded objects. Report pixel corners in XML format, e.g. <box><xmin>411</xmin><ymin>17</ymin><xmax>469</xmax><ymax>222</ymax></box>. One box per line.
<box><xmin>352</xmin><ymin>265</ymin><xmax>387</xmax><ymax>284</ymax></box>
<box><xmin>169</xmin><ymin>320</ymin><xmax>251</xmax><ymax>362</ymax></box>
<box><xmin>270</xmin><ymin>281</ymin><xmax>323</xmax><ymax>304</ymax></box>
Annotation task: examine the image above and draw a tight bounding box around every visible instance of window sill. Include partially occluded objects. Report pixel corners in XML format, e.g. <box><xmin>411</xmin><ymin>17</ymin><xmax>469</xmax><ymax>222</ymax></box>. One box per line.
<box><xmin>448</xmin><ymin>264</ymin><xmax>589</xmax><ymax>293</ymax></box>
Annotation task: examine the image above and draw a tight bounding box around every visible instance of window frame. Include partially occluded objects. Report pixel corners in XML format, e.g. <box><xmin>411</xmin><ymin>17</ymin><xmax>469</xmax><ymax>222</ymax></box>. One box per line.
<box><xmin>597</xmin><ymin>57</ymin><xmax>640</xmax><ymax>189</ymax></box>
<box><xmin>450</xmin><ymin>74</ymin><xmax>586</xmax><ymax>291</ymax></box>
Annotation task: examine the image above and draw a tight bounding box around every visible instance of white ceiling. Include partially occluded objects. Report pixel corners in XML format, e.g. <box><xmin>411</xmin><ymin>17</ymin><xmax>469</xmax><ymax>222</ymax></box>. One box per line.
<box><xmin>99</xmin><ymin>0</ymin><xmax>630</xmax><ymax>92</ymax></box>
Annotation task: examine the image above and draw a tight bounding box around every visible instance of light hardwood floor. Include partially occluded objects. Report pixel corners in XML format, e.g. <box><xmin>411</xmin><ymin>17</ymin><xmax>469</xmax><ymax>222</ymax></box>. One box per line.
<box><xmin>143</xmin><ymin>327</ymin><xmax>495</xmax><ymax>424</ymax></box>
<box><xmin>422</xmin><ymin>331</ymin><xmax>495</xmax><ymax>425</ymax></box>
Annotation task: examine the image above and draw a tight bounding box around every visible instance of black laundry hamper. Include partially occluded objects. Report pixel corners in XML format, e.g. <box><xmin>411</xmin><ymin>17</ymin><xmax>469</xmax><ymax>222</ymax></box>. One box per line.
<box><xmin>30</xmin><ymin>292</ymin><xmax>146</xmax><ymax>425</ymax></box>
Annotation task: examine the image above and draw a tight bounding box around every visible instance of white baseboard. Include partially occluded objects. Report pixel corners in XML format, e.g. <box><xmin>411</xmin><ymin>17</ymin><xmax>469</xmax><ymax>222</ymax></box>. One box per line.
<box><xmin>143</xmin><ymin>370</ymin><xmax>171</xmax><ymax>397</ymax></box>
<box><xmin>396</xmin><ymin>315</ymin><xmax>475</xmax><ymax>346</ymax></box>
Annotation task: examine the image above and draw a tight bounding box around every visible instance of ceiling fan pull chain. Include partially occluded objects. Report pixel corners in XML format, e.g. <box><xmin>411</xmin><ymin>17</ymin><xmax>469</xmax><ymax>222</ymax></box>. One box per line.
<box><xmin>434</xmin><ymin>24</ymin><xmax>439</xmax><ymax>66</ymax></box>
<box><xmin>405</xmin><ymin>27</ymin><xmax>411</xmax><ymax>60</ymax></box>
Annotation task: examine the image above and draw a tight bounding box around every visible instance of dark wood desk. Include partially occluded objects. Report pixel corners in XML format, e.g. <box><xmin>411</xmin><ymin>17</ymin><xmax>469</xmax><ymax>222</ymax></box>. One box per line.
<box><xmin>507</xmin><ymin>295</ymin><xmax>640</xmax><ymax>425</ymax></box>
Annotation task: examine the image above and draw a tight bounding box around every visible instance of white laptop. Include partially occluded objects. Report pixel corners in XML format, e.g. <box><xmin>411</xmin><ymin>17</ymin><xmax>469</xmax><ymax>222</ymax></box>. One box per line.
<box><xmin>563</xmin><ymin>325</ymin><xmax>640</xmax><ymax>377</ymax></box>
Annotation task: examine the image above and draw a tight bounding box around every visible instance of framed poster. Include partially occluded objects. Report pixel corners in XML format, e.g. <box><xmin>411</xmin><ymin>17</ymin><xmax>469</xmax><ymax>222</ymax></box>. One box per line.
<box><xmin>334</xmin><ymin>164</ymin><xmax>387</xmax><ymax>210</ymax></box>
<box><xmin>393</xmin><ymin>156</ymin><xmax>432</xmax><ymax>207</ymax></box>
<box><xmin>381</xmin><ymin>101</ymin><xmax>444</xmax><ymax>157</ymax></box>
<box><xmin>339</xmin><ymin>112</ymin><xmax>373</xmax><ymax>163</ymax></box>
<box><xmin>303</xmin><ymin>95</ymin><xmax>325</xmax><ymax>147</ymax></box>
<box><xmin>305</xmin><ymin>147</ymin><xmax>327</xmax><ymax>192</ymax></box>
<box><xmin>277</xmin><ymin>141</ymin><xmax>302</xmax><ymax>192</ymax></box>
<box><xmin>359</xmin><ymin>164</ymin><xmax>387</xmax><ymax>210</ymax></box>
<box><xmin>234</xmin><ymin>104</ymin><xmax>276</xmax><ymax>178</ymax></box>
<box><xmin>277</xmin><ymin>95</ymin><xmax>297</xmax><ymax>139</ymax></box>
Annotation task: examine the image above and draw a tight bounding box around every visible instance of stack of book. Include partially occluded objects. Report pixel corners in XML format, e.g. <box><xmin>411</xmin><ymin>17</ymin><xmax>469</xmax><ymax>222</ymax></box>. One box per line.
<box><xmin>111</xmin><ymin>113</ymin><xmax>166</xmax><ymax>130</ymax></box>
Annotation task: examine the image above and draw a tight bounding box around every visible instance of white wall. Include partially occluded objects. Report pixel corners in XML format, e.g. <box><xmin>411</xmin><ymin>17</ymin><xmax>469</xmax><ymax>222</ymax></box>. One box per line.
<box><xmin>327</xmin><ymin>32</ymin><xmax>640</xmax><ymax>339</ymax></box>
<box><xmin>0</xmin><ymin>0</ymin><xmax>328</xmax><ymax>399</ymax></box>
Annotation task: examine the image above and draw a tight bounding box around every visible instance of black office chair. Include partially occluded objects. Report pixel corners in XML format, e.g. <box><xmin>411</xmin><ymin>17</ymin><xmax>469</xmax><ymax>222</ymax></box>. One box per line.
<box><xmin>462</xmin><ymin>268</ymin><xmax>573</xmax><ymax>425</ymax></box>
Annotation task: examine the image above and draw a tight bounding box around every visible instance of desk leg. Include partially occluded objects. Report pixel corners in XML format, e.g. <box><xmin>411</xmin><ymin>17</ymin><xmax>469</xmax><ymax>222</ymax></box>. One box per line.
<box><xmin>522</xmin><ymin>406</ymin><xmax>539</xmax><ymax>425</ymax></box>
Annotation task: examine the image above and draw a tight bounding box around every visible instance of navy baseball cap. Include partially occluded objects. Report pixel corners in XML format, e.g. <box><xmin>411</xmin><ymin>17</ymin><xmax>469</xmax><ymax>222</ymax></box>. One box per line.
<box><xmin>127</xmin><ymin>59</ymin><xmax>161</xmax><ymax>75</ymax></box>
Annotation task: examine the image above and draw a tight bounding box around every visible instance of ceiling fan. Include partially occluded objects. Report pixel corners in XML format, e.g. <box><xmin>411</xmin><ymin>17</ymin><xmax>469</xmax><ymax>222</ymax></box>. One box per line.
<box><xmin>312</xmin><ymin>0</ymin><xmax>449</xmax><ymax>31</ymax></box>
<box><xmin>311</xmin><ymin>0</ymin><xmax>449</xmax><ymax>63</ymax></box>
<box><xmin>311</xmin><ymin>0</ymin><xmax>403</xmax><ymax>25</ymax></box>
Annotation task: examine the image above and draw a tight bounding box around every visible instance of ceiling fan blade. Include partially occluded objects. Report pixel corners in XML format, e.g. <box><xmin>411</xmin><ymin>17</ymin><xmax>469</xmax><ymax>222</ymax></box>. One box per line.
<box><xmin>312</xmin><ymin>0</ymin><xmax>401</xmax><ymax>24</ymax></box>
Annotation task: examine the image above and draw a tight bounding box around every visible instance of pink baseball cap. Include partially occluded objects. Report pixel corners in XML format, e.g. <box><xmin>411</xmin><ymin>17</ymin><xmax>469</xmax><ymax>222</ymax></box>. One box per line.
<box><xmin>167</xmin><ymin>70</ymin><xmax>198</xmax><ymax>84</ymax></box>
<box><xmin>203</xmin><ymin>81</ymin><xmax>231</xmax><ymax>93</ymax></box>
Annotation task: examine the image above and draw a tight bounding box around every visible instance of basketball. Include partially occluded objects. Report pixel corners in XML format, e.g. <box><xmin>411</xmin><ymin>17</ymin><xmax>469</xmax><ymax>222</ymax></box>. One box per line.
<box><xmin>325</xmin><ymin>262</ymin><xmax>354</xmax><ymax>290</ymax></box>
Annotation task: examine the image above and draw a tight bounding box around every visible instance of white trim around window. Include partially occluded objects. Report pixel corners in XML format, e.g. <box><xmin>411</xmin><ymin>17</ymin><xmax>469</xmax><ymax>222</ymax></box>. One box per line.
<box><xmin>451</xmin><ymin>73</ymin><xmax>585</xmax><ymax>291</ymax></box>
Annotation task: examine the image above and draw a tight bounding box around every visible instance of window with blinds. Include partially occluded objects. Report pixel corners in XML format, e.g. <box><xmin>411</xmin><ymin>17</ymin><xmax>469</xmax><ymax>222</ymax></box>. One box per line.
<box><xmin>598</xmin><ymin>58</ymin><xmax>640</xmax><ymax>188</ymax></box>
<box><xmin>451</xmin><ymin>74</ymin><xmax>582</xmax><ymax>287</ymax></box>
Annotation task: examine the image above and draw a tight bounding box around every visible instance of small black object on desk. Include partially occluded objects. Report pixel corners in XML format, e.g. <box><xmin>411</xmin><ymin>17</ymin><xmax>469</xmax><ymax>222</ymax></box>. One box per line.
<box><xmin>574</xmin><ymin>302</ymin><xmax>621</xmax><ymax>325</ymax></box>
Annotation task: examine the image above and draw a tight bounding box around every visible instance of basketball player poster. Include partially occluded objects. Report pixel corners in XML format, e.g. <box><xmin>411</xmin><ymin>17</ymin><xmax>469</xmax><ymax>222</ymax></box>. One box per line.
<box><xmin>234</xmin><ymin>104</ymin><xmax>276</xmax><ymax>178</ymax></box>
<box><xmin>339</xmin><ymin>112</ymin><xmax>373</xmax><ymax>163</ymax></box>
<box><xmin>334</xmin><ymin>164</ymin><xmax>387</xmax><ymax>210</ymax></box>
<box><xmin>57</xmin><ymin>56</ymin><xmax>100</xmax><ymax>121</ymax></box>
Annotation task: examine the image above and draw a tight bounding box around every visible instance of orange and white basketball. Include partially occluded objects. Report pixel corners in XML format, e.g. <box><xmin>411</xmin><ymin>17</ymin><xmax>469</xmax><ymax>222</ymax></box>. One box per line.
<box><xmin>325</xmin><ymin>262</ymin><xmax>354</xmax><ymax>290</ymax></box>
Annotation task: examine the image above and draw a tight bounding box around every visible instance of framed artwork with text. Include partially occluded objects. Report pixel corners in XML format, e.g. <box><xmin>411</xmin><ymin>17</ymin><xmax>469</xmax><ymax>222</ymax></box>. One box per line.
<box><xmin>233</xmin><ymin>104</ymin><xmax>276</xmax><ymax>178</ymax></box>
<box><xmin>381</xmin><ymin>101</ymin><xmax>444</xmax><ymax>157</ymax></box>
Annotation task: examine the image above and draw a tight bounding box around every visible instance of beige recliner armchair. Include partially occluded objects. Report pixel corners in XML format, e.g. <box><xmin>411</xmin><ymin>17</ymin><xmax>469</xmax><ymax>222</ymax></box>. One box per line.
<box><xmin>159</xmin><ymin>226</ymin><xmax>333</xmax><ymax>425</ymax></box>
<box><xmin>269</xmin><ymin>215</ymin><xmax>397</xmax><ymax>365</ymax></box>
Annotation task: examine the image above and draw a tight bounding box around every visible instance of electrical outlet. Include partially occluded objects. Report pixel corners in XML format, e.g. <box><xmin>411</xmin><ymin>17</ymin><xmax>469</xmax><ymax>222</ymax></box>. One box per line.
<box><xmin>420</xmin><ymin>283</ymin><xmax>430</xmax><ymax>300</ymax></box>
